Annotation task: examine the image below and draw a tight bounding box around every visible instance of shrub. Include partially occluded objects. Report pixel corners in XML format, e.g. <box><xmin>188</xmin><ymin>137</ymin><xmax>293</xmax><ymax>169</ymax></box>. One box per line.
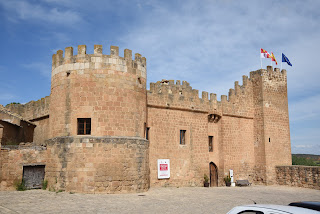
<box><xmin>224</xmin><ymin>175</ymin><xmax>231</xmax><ymax>183</ymax></box>
<box><xmin>204</xmin><ymin>174</ymin><xmax>209</xmax><ymax>183</ymax></box>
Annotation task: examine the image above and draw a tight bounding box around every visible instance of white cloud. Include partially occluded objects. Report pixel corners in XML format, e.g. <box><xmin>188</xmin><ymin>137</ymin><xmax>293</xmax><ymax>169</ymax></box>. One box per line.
<box><xmin>23</xmin><ymin>62</ymin><xmax>51</xmax><ymax>78</ymax></box>
<box><xmin>294</xmin><ymin>145</ymin><xmax>313</xmax><ymax>149</ymax></box>
<box><xmin>0</xmin><ymin>0</ymin><xmax>82</xmax><ymax>26</ymax></box>
<box><xmin>289</xmin><ymin>94</ymin><xmax>320</xmax><ymax>122</ymax></box>
<box><xmin>292</xmin><ymin>144</ymin><xmax>320</xmax><ymax>155</ymax></box>
<box><xmin>0</xmin><ymin>93</ymin><xmax>18</xmax><ymax>101</ymax></box>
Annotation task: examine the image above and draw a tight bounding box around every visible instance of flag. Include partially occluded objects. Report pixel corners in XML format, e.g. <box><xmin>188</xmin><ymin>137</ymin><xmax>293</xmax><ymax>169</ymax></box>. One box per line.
<box><xmin>282</xmin><ymin>53</ymin><xmax>292</xmax><ymax>66</ymax></box>
<box><xmin>270</xmin><ymin>52</ymin><xmax>278</xmax><ymax>65</ymax></box>
<box><xmin>260</xmin><ymin>48</ymin><xmax>270</xmax><ymax>58</ymax></box>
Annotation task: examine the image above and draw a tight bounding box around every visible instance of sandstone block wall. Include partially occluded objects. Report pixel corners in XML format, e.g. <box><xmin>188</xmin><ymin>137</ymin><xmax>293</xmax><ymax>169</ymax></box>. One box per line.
<box><xmin>147</xmin><ymin>80</ymin><xmax>220</xmax><ymax>187</ymax></box>
<box><xmin>252</xmin><ymin>67</ymin><xmax>291</xmax><ymax>184</ymax></box>
<box><xmin>276</xmin><ymin>166</ymin><xmax>320</xmax><ymax>190</ymax></box>
<box><xmin>5</xmin><ymin>97</ymin><xmax>50</xmax><ymax>145</ymax></box>
<box><xmin>147</xmin><ymin>107</ymin><xmax>210</xmax><ymax>187</ymax></box>
<box><xmin>32</xmin><ymin>117</ymin><xmax>50</xmax><ymax>145</ymax></box>
<box><xmin>5</xmin><ymin>96</ymin><xmax>50</xmax><ymax>121</ymax></box>
<box><xmin>0</xmin><ymin>137</ymin><xmax>149</xmax><ymax>193</ymax></box>
<box><xmin>0</xmin><ymin>144</ymin><xmax>47</xmax><ymax>190</ymax></box>
<box><xmin>220</xmin><ymin>116</ymin><xmax>255</xmax><ymax>182</ymax></box>
<box><xmin>46</xmin><ymin>136</ymin><xmax>150</xmax><ymax>193</ymax></box>
<box><xmin>219</xmin><ymin>75</ymin><xmax>257</xmax><ymax>183</ymax></box>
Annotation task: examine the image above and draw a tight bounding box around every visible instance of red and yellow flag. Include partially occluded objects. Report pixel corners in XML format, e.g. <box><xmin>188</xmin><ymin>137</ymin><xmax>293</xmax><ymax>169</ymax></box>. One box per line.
<box><xmin>270</xmin><ymin>52</ymin><xmax>278</xmax><ymax>65</ymax></box>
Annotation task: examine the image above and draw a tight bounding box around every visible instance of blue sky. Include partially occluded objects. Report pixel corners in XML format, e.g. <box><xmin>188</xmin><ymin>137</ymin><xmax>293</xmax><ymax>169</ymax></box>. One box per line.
<box><xmin>0</xmin><ymin>0</ymin><xmax>319</xmax><ymax>154</ymax></box>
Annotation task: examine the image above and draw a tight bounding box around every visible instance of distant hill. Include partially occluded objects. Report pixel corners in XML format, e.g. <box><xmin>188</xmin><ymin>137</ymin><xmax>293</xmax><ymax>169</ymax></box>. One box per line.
<box><xmin>292</xmin><ymin>154</ymin><xmax>320</xmax><ymax>166</ymax></box>
<box><xmin>292</xmin><ymin>154</ymin><xmax>320</xmax><ymax>161</ymax></box>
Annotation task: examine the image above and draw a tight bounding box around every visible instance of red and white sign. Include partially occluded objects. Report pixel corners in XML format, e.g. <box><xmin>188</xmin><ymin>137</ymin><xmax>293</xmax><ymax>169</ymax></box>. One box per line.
<box><xmin>157</xmin><ymin>159</ymin><xmax>170</xmax><ymax>179</ymax></box>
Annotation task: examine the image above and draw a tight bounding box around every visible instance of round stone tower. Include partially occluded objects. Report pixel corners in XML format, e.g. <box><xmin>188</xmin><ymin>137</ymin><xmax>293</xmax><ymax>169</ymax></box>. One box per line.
<box><xmin>50</xmin><ymin>45</ymin><xmax>147</xmax><ymax>138</ymax></box>
<box><xmin>46</xmin><ymin>45</ymin><xmax>149</xmax><ymax>193</ymax></box>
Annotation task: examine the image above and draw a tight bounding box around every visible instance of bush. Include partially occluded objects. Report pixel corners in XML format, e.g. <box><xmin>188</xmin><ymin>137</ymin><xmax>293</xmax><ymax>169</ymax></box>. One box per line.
<box><xmin>224</xmin><ymin>175</ymin><xmax>231</xmax><ymax>183</ymax></box>
<box><xmin>14</xmin><ymin>179</ymin><xmax>27</xmax><ymax>191</ymax></box>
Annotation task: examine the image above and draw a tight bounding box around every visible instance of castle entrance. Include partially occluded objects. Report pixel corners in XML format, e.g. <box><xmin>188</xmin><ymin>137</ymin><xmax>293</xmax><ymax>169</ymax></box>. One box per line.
<box><xmin>209</xmin><ymin>162</ymin><xmax>218</xmax><ymax>187</ymax></box>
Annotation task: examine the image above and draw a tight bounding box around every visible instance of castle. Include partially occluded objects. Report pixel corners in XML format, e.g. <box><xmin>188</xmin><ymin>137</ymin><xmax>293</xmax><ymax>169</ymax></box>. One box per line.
<box><xmin>0</xmin><ymin>44</ymin><xmax>291</xmax><ymax>193</ymax></box>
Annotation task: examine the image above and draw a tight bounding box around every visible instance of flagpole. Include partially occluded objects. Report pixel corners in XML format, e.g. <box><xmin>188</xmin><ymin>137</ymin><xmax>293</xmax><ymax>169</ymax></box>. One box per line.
<box><xmin>280</xmin><ymin>53</ymin><xmax>282</xmax><ymax>71</ymax></box>
<box><xmin>260</xmin><ymin>49</ymin><xmax>262</xmax><ymax>69</ymax></box>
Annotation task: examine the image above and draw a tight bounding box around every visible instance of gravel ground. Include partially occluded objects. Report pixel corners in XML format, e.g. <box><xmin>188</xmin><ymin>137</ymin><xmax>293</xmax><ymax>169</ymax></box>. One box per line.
<box><xmin>0</xmin><ymin>185</ymin><xmax>319</xmax><ymax>214</ymax></box>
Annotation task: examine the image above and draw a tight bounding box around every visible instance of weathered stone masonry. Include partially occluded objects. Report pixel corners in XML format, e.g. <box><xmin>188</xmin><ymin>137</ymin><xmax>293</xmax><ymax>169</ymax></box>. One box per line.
<box><xmin>276</xmin><ymin>166</ymin><xmax>320</xmax><ymax>190</ymax></box>
<box><xmin>0</xmin><ymin>44</ymin><xmax>292</xmax><ymax>193</ymax></box>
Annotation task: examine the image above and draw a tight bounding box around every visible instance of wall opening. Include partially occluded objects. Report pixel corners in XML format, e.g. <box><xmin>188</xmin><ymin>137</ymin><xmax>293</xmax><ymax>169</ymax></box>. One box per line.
<box><xmin>77</xmin><ymin>118</ymin><xmax>91</xmax><ymax>135</ymax></box>
<box><xmin>180</xmin><ymin>130</ymin><xmax>186</xmax><ymax>145</ymax></box>
<box><xmin>146</xmin><ymin>127</ymin><xmax>150</xmax><ymax>140</ymax></box>
<box><xmin>208</xmin><ymin>136</ymin><xmax>213</xmax><ymax>152</ymax></box>
<box><xmin>23</xmin><ymin>165</ymin><xmax>45</xmax><ymax>189</ymax></box>
<box><xmin>209</xmin><ymin>162</ymin><xmax>218</xmax><ymax>187</ymax></box>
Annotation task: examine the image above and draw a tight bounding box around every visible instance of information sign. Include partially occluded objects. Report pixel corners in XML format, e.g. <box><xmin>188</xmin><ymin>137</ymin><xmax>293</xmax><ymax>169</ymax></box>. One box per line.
<box><xmin>157</xmin><ymin>159</ymin><xmax>170</xmax><ymax>179</ymax></box>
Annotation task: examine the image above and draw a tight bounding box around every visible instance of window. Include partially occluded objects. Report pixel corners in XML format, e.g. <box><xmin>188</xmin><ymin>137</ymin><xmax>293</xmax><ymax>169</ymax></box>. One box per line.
<box><xmin>146</xmin><ymin>127</ymin><xmax>150</xmax><ymax>140</ymax></box>
<box><xmin>180</xmin><ymin>130</ymin><xmax>186</xmax><ymax>145</ymax></box>
<box><xmin>209</xmin><ymin>136</ymin><xmax>213</xmax><ymax>152</ymax></box>
<box><xmin>77</xmin><ymin>118</ymin><xmax>91</xmax><ymax>135</ymax></box>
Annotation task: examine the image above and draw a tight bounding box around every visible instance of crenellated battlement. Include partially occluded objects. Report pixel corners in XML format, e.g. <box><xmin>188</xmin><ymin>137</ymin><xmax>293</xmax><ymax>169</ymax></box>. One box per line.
<box><xmin>149</xmin><ymin>80</ymin><xmax>218</xmax><ymax>102</ymax></box>
<box><xmin>147</xmin><ymin>79</ymin><xmax>222</xmax><ymax>115</ymax></box>
<box><xmin>250</xmin><ymin>66</ymin><xmax>287</xmax><ymax>82</ymax></box>
<box><xmin>51</xmin><ymin>45</ymin><xmax>147</xmax><ymax>79</ymax></box>
<box><xmin>147</xmin><ymin>66</ymin><xmax>287</xmax><ymax>119</ymax></box>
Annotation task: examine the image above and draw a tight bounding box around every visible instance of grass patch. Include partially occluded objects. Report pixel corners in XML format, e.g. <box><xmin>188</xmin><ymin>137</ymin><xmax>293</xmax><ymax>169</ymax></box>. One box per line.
<box><xmin>14</xmin><ymin>179</ymin><xmax>27</xmax><ymax>191</ymax></box>
<box><xmin>42</xmin><ymin>180</ymin><xmax>48</xmax><ymax>190</ymax></box>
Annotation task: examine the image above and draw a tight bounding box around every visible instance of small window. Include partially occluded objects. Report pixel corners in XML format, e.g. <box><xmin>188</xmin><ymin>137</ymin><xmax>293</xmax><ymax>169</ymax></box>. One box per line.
<box><xmin>209</xmin><ymin>136</ymin><xmax>213</xmax><ymax>152</ymax></box>
<box><xmin>180</xmin><ymin>130</ymin><xmax>186</xmax><ymax>145</ymax></box>
<box><xmin>146</xmin><ymin>127</ymin><xmax>150</xmax><ymax>140</ymax></box>
<box><xmin>77</xmin><ymin>118</ymin><xmax>91</xmax><ymax>135</ymax></box>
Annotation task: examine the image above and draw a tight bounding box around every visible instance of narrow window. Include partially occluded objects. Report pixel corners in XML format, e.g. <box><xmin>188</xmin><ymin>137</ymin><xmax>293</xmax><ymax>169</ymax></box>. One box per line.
<box><xmin>269</xmin><ymin>138</ymin><xmax>270</xmax><ymax>142</ymax></box>
<box><xmin>77</xmin><ymin>118</ymin><xmax>91</xmax><ymax>135</ymax></box>
<box><xmin>209</xmin><ymin>136</ymin><xmax>213</xmax><ymax>152</ymax></box>
<box><xmin>146</xmin><ymin>127</ymin><xmax>150</xmax><ymax>140</ymax></box>
<box><xmin>180</xmin><ymin>130</ymin><xmax>186</xmax><ymax>145</ymax></box>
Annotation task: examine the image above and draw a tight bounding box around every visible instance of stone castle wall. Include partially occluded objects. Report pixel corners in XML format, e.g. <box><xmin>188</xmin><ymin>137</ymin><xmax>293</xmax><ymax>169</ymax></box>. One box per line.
<box><xmin>146</xmin><ymin>67</ymin><xmax>291</xmax><ymax>186</ymax></box>
<box><xmin>147</xmin><ymin>80</ymin><xmax>217</xmax><ymax>186</ymax></box>
<box><xmin>0</xmin><ymin>137</ymin><xmax>149</xmax><ymax>193</ymax></box>
<box><xmin>0</xmin><ymin>144</ymin><xmax>47</xmax><ymax>190</ymax></box>
<box><xmin>219</xmin><ymin>75</ymin><xmax>256</xmax><ymax>183</ymax></box>
<box><xmin>6</xmin><ymin>96</ymin><xmax>50</xmax><ymax>121</ymax></box>
<box><xmin>5</xmin><ymin>97</ymin><xmax>50</xmax><ymax>145</ymax></box>
<box><xmin>276</xmin><ymin>165</ymin><xmax>320</xmax><ymax>190</ymax></box>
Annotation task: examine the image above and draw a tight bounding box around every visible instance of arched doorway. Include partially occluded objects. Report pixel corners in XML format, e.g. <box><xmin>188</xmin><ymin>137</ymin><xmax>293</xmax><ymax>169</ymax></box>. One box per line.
<box><xmin>209</xmin><ymin>162</ymin><xmax>218</xmax><ymax>187</ymax></box>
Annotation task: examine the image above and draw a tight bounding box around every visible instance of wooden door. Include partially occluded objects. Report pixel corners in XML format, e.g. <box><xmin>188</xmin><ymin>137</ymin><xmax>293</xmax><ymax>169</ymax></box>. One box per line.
<box><xmin>210</xmin><ymin>162</ymin><xmax>218</xmax><ymax>187</ymax></box>
<box><xmin>23</xmin><ymin>165</ymin><xmax>45</xmax><ymax>189</ymax></box>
